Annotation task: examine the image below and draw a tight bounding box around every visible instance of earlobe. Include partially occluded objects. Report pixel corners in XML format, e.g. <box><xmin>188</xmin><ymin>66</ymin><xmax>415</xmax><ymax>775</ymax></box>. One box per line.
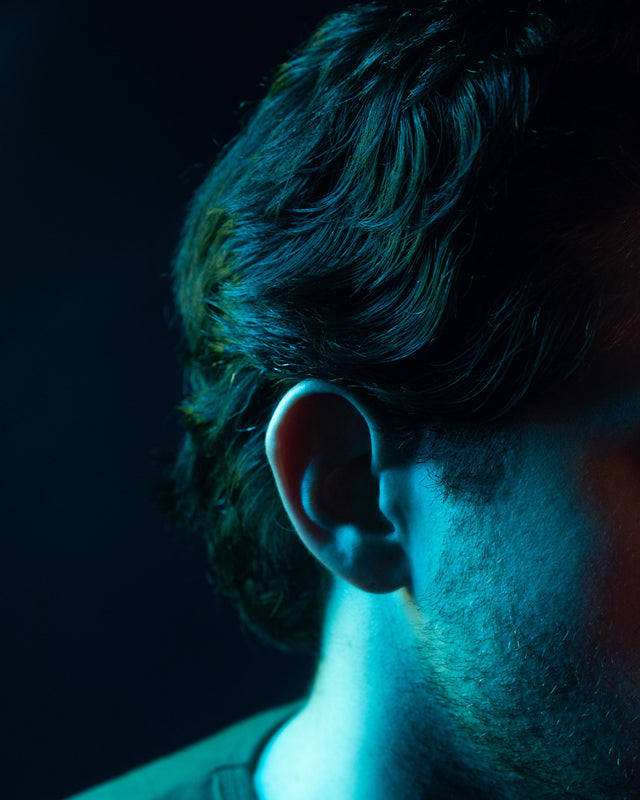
<box><xmin>265</xmin><ymin>380</ymin><xmax>411</xmax><ymax>594</ymax></box>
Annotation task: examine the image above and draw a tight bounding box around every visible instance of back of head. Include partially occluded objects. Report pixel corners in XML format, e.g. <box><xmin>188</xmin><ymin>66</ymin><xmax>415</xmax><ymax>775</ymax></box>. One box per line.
<box><xmin>166</xmin><ymin>0</ymin><xmax>640</xmax><ymax>649</ymax></box>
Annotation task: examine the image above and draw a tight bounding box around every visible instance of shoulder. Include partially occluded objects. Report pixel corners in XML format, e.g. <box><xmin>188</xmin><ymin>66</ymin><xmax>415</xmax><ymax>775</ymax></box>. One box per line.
<box><xmin>64</xmin><ymin>701</ymin><xmax>304</xmax><ymax>800</ymax></box>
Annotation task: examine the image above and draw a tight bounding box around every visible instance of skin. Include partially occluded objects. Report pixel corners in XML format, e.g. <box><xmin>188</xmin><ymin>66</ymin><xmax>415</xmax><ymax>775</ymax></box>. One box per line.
<box><xmin>407</xmin><ymin>386</ymin><xmax>640</xmax><ymax>799</ymax></box>
<box><xmin>256</xmin><ymin>324</ymin><xmax>640</xmax><ymax>799</ymax></box>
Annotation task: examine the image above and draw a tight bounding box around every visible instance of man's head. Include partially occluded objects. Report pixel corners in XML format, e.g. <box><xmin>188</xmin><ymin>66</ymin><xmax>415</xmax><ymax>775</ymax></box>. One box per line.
<box><xmin>166</xmin><ymin>1</ymin><xmax>640</xmax><ymax>795</ymax></box>
<box><xmin>168</xmin><ymin>0</ymin><xmax>640</xmax><ymax>653</ymax></box>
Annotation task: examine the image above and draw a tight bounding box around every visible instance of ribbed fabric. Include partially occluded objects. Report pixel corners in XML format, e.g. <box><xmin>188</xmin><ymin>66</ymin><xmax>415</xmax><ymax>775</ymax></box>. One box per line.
<box><xmin>210</xmin><ymin>766</ymin><xmax>257</xmax><ymax>800</ymax></box>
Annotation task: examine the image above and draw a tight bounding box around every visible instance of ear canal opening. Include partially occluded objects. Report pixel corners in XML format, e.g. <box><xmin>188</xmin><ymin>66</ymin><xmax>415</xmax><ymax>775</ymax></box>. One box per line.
<box><xmin>320</xmin><ymin>453</ymin><xmax>394</xmax><ymax>535</ymax></box>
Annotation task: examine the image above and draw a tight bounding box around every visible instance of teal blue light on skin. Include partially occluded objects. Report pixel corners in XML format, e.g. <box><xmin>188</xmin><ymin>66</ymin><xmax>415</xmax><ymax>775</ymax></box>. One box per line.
<box><xmin>259</xmin><ymin>372</ymin><xmax>640</xmax><ymax>800</ymax></box>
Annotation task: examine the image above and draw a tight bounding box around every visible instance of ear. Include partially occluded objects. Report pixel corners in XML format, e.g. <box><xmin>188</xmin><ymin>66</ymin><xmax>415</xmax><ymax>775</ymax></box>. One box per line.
<box><xmin>265</xmin><ymin>380</ymin><xmax>411</xmax><ymax>594</ymax></box>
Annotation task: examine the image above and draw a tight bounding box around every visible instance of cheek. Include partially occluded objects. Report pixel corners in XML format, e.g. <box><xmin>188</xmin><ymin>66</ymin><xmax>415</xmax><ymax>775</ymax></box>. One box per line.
<box><xmin>582</xmin><ymin>442</ymin><xmax>640</xmax><ymax>665</ymax></box>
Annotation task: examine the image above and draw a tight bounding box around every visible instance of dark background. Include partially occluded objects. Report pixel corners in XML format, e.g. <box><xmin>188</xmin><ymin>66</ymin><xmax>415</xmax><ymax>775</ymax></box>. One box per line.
<box><xmin>2</xmin><ymin>1</ymin><xmax>342</xmax><ymax>798</ymax></box>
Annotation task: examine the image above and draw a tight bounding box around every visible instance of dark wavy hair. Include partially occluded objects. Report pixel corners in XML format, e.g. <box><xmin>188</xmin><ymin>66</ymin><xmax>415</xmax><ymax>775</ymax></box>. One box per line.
<box><xmin>165</xmin><ymin>0</ymin><xmax>640</xmax><ymax>649</ymax></box>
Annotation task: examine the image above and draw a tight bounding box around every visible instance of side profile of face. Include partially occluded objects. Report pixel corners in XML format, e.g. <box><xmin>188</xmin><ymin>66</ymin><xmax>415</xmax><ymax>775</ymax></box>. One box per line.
<box><xmin>264</xmin><ymin>259</ymin><xmax>640</xmax><ymax>799</ymax></box>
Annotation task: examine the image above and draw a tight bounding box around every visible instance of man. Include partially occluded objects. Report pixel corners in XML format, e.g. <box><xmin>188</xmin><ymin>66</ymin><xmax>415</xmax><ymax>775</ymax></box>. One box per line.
<box><xmin>72</xmin><ymin>0</ymin><xmax>640</xmax><ymax>797</ymax></box>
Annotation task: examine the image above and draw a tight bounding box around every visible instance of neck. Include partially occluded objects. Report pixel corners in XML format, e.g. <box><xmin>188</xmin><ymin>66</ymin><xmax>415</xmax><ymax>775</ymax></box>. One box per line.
<box><xmin>254</xmin><ymin>581</ymin><xmax>501</xmax><ymax>800</ymax></box>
